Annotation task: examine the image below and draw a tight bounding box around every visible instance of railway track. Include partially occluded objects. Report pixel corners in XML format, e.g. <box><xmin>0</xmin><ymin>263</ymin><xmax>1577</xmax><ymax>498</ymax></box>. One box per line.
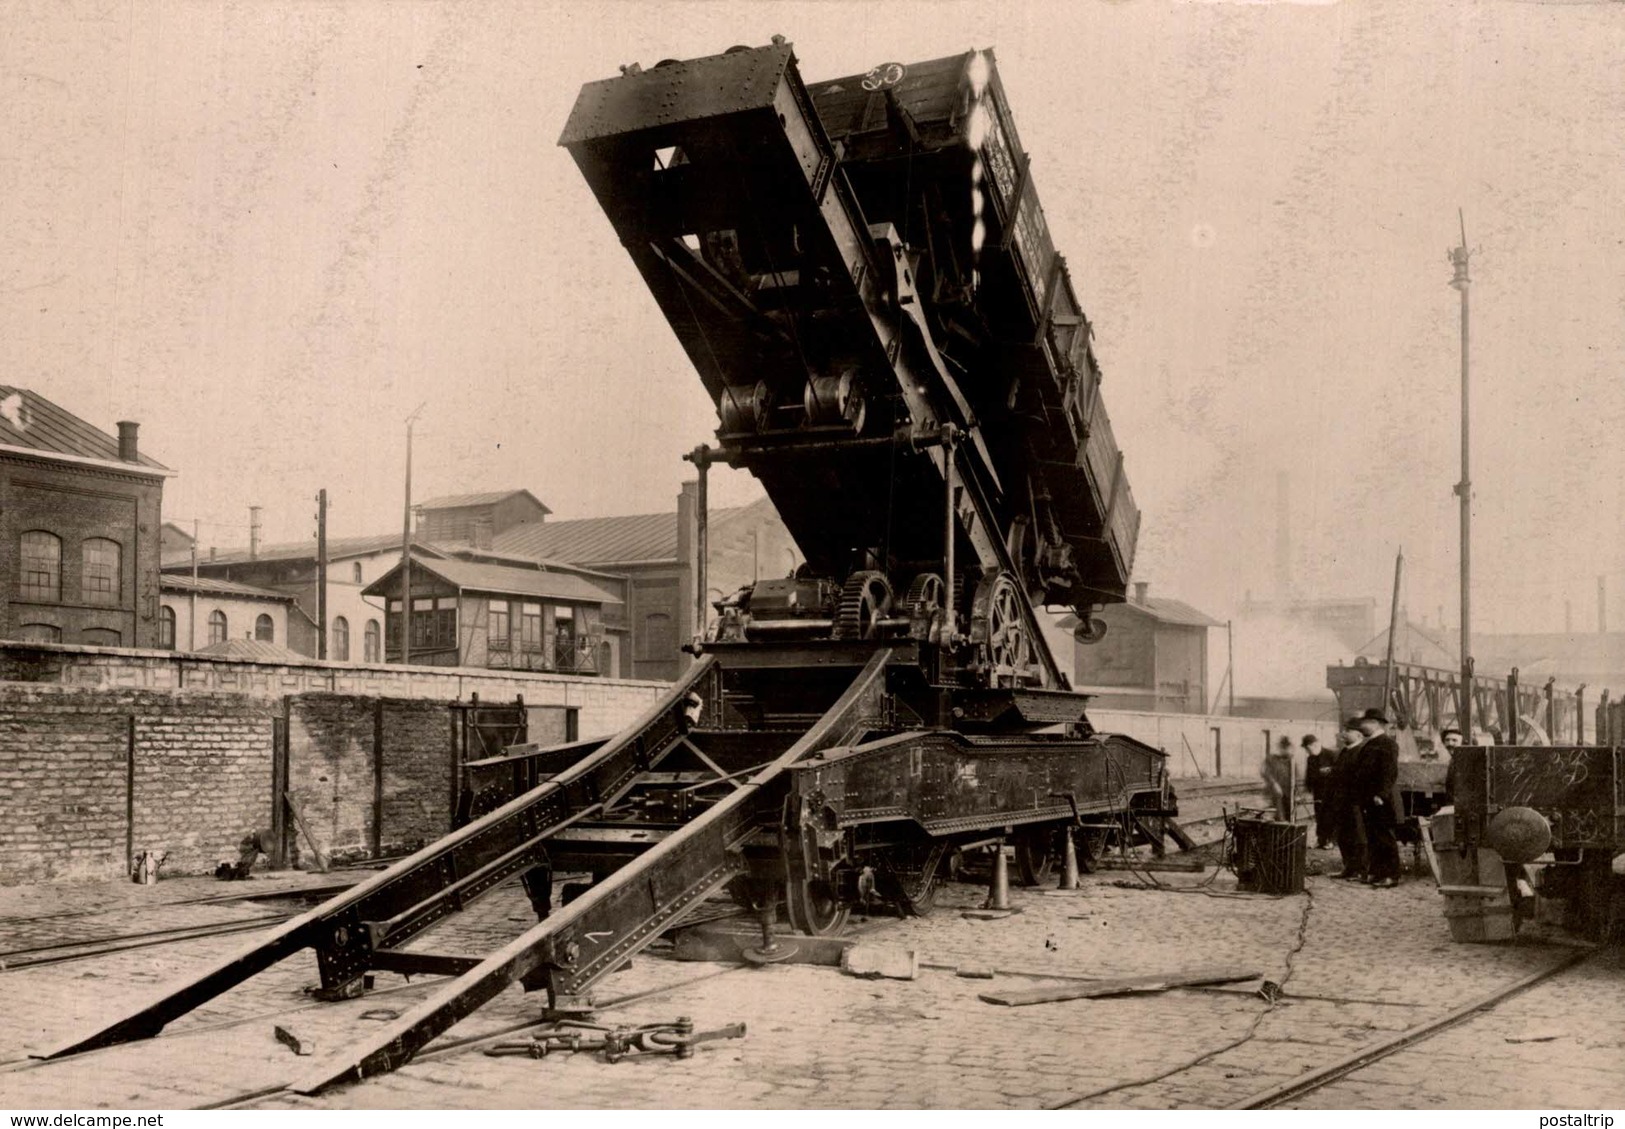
<box><xmin>1230</xmin><ymin>946</ymin><xmax>1598</xmax><ymax>1109</ymax></box>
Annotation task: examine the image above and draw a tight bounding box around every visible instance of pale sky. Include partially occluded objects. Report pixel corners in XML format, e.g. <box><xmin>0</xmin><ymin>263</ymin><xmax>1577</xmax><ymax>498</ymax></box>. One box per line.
<box><xmin>7</xmin><ymin>0</ymin><xmax>1624</xmax><ymax>633</ymax></box>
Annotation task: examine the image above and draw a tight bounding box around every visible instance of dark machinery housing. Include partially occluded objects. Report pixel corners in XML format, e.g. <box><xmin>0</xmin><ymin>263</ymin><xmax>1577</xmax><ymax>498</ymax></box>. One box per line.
<box><xmin>45</xmin><ymin>41</ymin><xmax>1169</xmax><ymax>1092</ymax></box>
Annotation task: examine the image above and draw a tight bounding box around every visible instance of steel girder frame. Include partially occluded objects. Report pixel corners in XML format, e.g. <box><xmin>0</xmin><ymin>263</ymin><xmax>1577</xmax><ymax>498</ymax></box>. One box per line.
<box><xmin>42</xmin><ymin>657</ymin><xmax>721</xmax><ymax>1060</ymax></box>
<box><xmin>289</xmin><ymin>648</ymin><xmax>894</xmax><ymax>1094</ymax></box>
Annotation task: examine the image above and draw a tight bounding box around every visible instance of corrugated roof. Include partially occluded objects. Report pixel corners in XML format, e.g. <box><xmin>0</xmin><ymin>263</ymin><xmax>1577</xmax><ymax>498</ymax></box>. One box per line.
<box><xmin>0</xmin><ymin>387</ymin><xmax>169</xmax><ymax>470</ymax></box>
<box><xmin>160</xmin><ymin>574</ymin><xmax>295</xmax><ymax>602</ymax></box>
<box><xmin>365</xmin><ymin>557</ymin><xmax>624</xmax><ymax>605</ymax></box>
<box><xmin>495</xmin><ymin>511</ymin><xmax>679</xmax><ymax>565</ymax></box>
<box><xmin>195</xmin><ymin>638</ymin><xmax>306</xmax><ymax>662</ymax></box>
<box><xmin>493</xmin><ymin>503</ymin><xmax>752</xmax><ymax>566</ymax></box>
<box><xmin>164</xmin><ymin>533</ymin><xmax>443</xmax><ymax>569</ymax></box>
<box><xmin>417</xmin><ymin>489</ymin><xmax>551</xmax><ymax>515</ymax></box>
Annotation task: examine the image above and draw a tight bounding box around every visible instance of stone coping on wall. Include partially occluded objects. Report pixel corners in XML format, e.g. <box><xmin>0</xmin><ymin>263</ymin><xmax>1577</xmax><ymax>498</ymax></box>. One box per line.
<box><xmin>0</xmin><ymin>638</ymin><xmax>671</xmax><ymax>701</ymax></box>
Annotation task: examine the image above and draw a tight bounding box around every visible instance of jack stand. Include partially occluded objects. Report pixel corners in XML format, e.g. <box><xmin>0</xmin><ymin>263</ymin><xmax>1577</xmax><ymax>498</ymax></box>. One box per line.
<box><xmin>742</xmin><ymin>898</ymin><xmax>797</xmax><ymax>964</ymax></box>
<box><xmin>986</xmin><ymin>843</ymin><xmax>1011</xmax><ymax>911</ymax></box>
<box><xmin>1058</xmin><ymin>831</ymin><xmax>1080</xmax><ymax>891</ymax></box>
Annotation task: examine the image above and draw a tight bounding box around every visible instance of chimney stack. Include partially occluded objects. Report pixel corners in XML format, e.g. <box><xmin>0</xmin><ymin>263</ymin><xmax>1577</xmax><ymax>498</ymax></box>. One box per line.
<box><xmin>1599</xmin><ymin>576</ymin><xmax>1608</xmax><ymax>634</ymax></box>
<box><xmin>1134</xmin><ymin>581</ymin><xmax>1149</xmax><ymax>605</ymax></box>
<box><xmin>472</xmin><ymin>515</ymin><xmax>494</xmax><ymax>551</ymax></box>
<box><xmin>249</xmin><ymin>506</ymin><xmax>262</xmax><ymax>561</ymax></box>
<box><xmin>116</xmin><ymin>421</ymin><xmax>139</xmax><ymax>462</ymax></box>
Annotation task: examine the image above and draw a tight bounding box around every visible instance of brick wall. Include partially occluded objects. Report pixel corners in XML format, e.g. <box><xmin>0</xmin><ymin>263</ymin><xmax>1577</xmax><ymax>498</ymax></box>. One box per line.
<box><xmin>0</xmin><ymin>684</ymin><xmax>276</xmax><ymax>884</ymax></box>
<box><xmin>0</xmin><ymin>640</ymin><xmax>665</xmax><ymax>738</ymax></box>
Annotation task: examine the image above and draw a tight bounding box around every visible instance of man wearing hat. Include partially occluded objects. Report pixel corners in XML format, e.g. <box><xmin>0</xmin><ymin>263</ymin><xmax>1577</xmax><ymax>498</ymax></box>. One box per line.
<box><xmin>1330</xmin><ymin>717</ymin><xmax>1367</xmax><ymax>880</ymax></box>
<box><xmin>1440</xmin><ymin>724</ymin><xmax>1464</xmax><ymax>803</ymax></box>
<box><xmin>1356</xmin><ymin>708</ymin><xmax>1402</xmax><ymax>887</ymax></box>
<box><xmin>1302</xmin><ymin>733</ymin><xmax>1335</xmax><ymax>849</ymax></box>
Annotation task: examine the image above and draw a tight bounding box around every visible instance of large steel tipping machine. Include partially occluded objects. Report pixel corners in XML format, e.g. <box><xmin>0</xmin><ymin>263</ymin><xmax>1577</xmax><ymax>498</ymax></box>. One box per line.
<box><xmin>45</xmin><ymin>41</ymin><xmax>1169</xmax><ymax>1092</ymax></box>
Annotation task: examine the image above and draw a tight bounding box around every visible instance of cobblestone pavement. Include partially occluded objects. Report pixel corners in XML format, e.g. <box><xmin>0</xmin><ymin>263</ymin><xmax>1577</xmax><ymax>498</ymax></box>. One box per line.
<box><xmin>0</xmin><ymin>849</ymin><xmax>1614</xmax><ymax>1110</ymax></box>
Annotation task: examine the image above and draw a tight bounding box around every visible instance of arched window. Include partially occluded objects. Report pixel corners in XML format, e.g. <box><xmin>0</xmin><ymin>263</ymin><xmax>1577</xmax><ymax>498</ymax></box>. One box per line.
<box><xmin>352</xmin><ymin>562</ymin><xmax>363</xmax><ymax>584</ymax></box>
<box><xmin>332</xmin><ymin>615</ymin><xmax>350</xmax><ymax>661</ymax></box>
<box><xmin>17</xmin><ymin>623</ymin><xmax>61</xmax><ymax>643</ymax></box>
<box><xmin>364</xmin><ymin>619</ymin><xmax>380</xmax><ymax>662</ymax></box>
<box><xmin>81</xmin><ymin>538</ymin><xmax>121</xmax><ymax>606</ymax></box>
<box><xmin>18</xmin><ymin>531</ymin><xmax>61</xmax><ymax>602</ymax></box>
<box><xmin>159</xmin><ymin>606</ymin><xmax>177</xmax><ymax>649</ymax></box>
<box><xmin>208</xmin><ymin>609</ymin><xmax>228</xmax><ymax>645</ymax></box>
<box><xmin>82</xmin><ymin>627</ymin><xmax>121</xmax><ymax>646</ymax></box>
<box><xmin>255</xmin><ymin>613</ymin><xmax>274</xmax><ymax>643</ymax></box>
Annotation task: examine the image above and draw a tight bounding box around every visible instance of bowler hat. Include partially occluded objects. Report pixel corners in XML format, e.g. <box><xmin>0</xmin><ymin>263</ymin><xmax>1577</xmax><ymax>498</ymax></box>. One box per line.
<box><xmin>1359</xmin><ymin>708</ymin><xmax>1390</xmax><ymax>725</ymax></box>
<box><xmin>1300</xmin><ymin>734</ymin><xmax>1318</xmax><ymax>747</ymax></box>
<box><xmin>1342</xmin><ymin>716</ymin><xmax>1364</xmax><ymax>731</ymax></box>
<box><xmin>1439</xmin><ymin>725</ymin><xmax>1463</xmax><ymax>739</ymax></box>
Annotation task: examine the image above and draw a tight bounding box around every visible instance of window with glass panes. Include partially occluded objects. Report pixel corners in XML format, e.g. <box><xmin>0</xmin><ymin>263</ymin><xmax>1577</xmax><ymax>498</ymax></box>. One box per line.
<box><xmin>488</xmin><ymin>600</ymin><xmax>510</xmax><ymax>651</ymax></box>
<box><xmin>81</xmin><ymin>538</ymin><xmax>120</xmax><ymax>606</ymax></box>
<box><xmin>19</xmin><ymin>531</ymin><xmax>61</xmax><ymax>602</ymax></box>
<box><xmin>519</xmin><ymin>603</ymin><xmax>543</xmax><ymax>657</ymax></box>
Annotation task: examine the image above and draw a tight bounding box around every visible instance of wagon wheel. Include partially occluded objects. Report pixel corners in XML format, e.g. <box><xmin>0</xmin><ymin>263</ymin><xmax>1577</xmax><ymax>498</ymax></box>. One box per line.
<box><xmin>1013</xmin><ymin>825</ymin><xmax>1060</xmax><ymax>887</ymax></box>
<box><xmin>1074</xmin><ymin>825</ymin><xmax>1113</xmax><ymax>874</ymax></box>
<box><xmin>971</xmin><ymin>572</ymin><xmax>1033</xmax><ymax>687</ymax></box>
<box><xmin>878</xmin><ymin>843</ymin><xmax>946</xmax><ymax>917</ymax></box>
<box><xmin>783</xmin><ymin>874</ymin><xmax>849</xmax><ymax>935</ymax></box>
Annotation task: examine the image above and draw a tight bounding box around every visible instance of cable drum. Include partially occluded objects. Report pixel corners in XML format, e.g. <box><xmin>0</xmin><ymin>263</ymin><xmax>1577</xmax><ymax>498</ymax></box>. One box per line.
<box><xmin>803</xmin><ymin>370</ymin><xmax>866</xmax><ymax>431</ymax></box>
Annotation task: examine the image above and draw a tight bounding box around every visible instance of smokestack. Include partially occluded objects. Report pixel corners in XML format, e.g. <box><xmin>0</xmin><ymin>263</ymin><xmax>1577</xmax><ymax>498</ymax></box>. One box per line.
<box><xmin>1566</xmin><ymin>600</ymin><xmax>1573</xmax><ymax>634</ymax></box>
<box><xmin>1134</xmin><ymin>581</ymin><xmax>1149</xmax><ymax>604</ymax></box>
<box><xmin>472</xmin><ymin>515</ymin><xmax>494</xmax><ymax>551</ymax></box>
<box><xmin>249</xmin><ymin>506</ymin><xmax>263</xmax><ymax>561</ymax></box>
<box><xmin>116</xmin><ymin>421</ymin><xmax>138</xmax><ymax>462</ymax></box>
<box><xmin>1274</xmin><ymin>471</ymin><xmax>1291</xmax><ymax>596</ymax></box>
<box><xmin>1599</xmin><ymin>576</ymin><xmax>1607</xmax><ymax>634</ymax></box>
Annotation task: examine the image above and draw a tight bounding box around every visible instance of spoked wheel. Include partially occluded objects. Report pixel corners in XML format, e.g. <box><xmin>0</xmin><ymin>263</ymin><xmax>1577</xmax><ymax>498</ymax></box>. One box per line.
<box><xmin>1075</xmin><ymin>825</ymin><xmax>1113</xmax><ymax>874</ymax></box>
<box><xmin>877</xmin><ymin>843</ymin><xmax>946</xmax><ymax>917</ymax></box>
<box><xmin>971</xmin><ymin>572</ymin><xmax>1034</xmax><ymax>687</ymax></box>
<box><xmin>1013</xmin><ymin>826</ymin><xmax>1061</xmax><ymax>887</ymax></box>
<box><xmin>783</xmin><ymin>875</ymin><xmax>849</xmax><ymax>935</ymax></box>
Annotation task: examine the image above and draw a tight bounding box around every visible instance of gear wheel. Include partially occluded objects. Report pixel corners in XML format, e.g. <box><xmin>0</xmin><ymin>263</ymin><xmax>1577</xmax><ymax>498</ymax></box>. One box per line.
<box><xmin>834</xmin><ymin>571</ymin><xmax>893</xmax><ymax>640</ymax></box>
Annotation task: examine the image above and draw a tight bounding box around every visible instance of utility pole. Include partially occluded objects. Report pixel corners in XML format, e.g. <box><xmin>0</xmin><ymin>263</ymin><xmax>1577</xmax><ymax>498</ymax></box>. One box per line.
<box><xmin>401</xmin><ymin>403</ymin><xmax>427</xmax><ymax>665</ymax></box>
<box><xmin>1449</xmin><ymin>210</ymin><xmax>1474</xmax><ymax>737</ymax></box>
<box><xmin>1382</xmin><ymin>547</ymin><xmax>1404</xmax><ymax>720</ymax></box>
<box><xmin>316</xmin><ymin>489</ymin><xmax>328</xmax><ymax>659</ymax></box>
<box><xmin>189</xmin><ymin>518</ymin><xmax>199</xmax><ymax>650</ymax></box>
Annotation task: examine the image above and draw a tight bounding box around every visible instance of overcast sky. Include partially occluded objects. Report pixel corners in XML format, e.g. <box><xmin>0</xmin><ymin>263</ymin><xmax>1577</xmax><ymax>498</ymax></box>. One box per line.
<box><xmin>7</xmin><ymin>0</ymin><xmax>1624</xmax><ymax>634</ymax></box>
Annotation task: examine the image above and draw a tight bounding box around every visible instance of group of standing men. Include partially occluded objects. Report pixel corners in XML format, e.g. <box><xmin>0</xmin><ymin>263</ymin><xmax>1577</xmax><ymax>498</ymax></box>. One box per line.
<box><xmin>1300</xmin><ymin>709</ymin><xmax>1422</xmax><ymax>888</ymax></box>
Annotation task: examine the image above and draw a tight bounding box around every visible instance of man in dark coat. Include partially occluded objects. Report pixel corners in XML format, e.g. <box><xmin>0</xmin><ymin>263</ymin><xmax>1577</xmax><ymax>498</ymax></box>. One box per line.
<box><xmin>1302</xmin><ymin>734</ymin><xmax>1335</xmax><ymax>848</ymax></box>
<box><xmin>1356</xmin><ymin>708</ymin><xmax>1402</xmax><ymax>887</ymax></box>
<box><xmin>1331</xmin><ymin>718</ymin><xmax>1367</xmax><ymax>880</ymax></box>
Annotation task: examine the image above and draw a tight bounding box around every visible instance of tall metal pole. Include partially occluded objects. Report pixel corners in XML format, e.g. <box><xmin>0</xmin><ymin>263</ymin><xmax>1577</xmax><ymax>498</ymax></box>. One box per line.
<box><xmin>1449</xmin><ymin>210</ymin><xmax>1474</xmax><ymax>735</ymax></box>
<box><xmin>682</xmin><ymin>445</ymin><xmax>713</xmax><ymax>644</ymax></box>
<box><xmin>316</xmin><ymin>489</ymin><xmax>328</xmax><ymax>660</ymax></box>
<box><xmin>1382</xmin><ymin>547</ymin><xmax>1404</xmax><ymax>722</ymax></box>
<box><xmin>401</xmin><ymin>405</ymin><xmax>426</xmax><ymax>666</ymax></box>
<box><xmin>189</xmin><ymin>518</ymin><xmax>199</xmax><ymax>651</ymax></box>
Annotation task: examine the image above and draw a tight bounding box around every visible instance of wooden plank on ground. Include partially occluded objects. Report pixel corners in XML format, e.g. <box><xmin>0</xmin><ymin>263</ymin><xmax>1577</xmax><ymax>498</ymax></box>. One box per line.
<box><xmin>978</xmin><ymin>965</ymin><xmax>1260</xmax><ymax>1007</ymax></box>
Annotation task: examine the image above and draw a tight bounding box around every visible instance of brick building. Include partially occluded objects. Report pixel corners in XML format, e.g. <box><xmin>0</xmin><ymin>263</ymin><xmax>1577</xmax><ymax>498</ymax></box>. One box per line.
<box><xmin>0</xmin><ymin>388</ymin><xmax>171</xmax><ymax>648</ymax></box>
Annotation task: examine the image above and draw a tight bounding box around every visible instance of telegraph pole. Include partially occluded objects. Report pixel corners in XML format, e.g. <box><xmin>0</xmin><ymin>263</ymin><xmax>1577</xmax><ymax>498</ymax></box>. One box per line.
<box><xmin>316</xmin><ymin>489</ymin><xmax>328</xmax><ymax>659</ymax></box>
<box><xmin>401</xmin><ymin>404</ymin><xmax>427</xmax><ymax>665</ymax></box>
<box><xmin>189</xmin><ymin>518</ymin><xmax>199</xmax><ymax>650</ymax></box>
<box><xmin>1449</xmin><ymin>210</ymin><xmax>1474</xmax><ymax>736</ymax></box>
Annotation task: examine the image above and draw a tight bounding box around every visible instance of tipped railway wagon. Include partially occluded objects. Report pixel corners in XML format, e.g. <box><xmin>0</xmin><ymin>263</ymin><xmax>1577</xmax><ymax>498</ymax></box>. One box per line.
<box><xmin>45</xmin><ymin>39</ymin><xmax>1171</xmax><ymax>1092</ymax></box>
